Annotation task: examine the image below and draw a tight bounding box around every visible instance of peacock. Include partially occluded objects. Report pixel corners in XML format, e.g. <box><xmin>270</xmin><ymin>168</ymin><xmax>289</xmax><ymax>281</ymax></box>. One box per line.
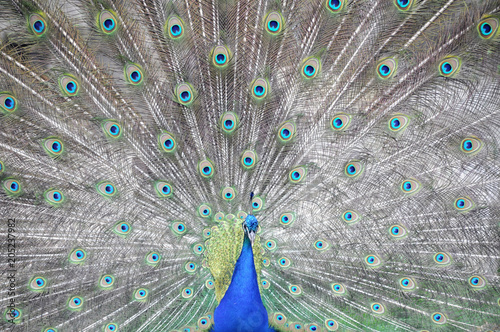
<box><xmin>1</xmin><ymin>0</ymin><xmax>500</xmax><ymax>331</ymax></box>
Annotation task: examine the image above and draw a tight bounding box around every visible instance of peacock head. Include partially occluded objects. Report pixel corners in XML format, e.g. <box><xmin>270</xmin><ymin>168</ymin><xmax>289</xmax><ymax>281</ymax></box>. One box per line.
<box><xmin>244</xmin><ymin>215</ymin><xmax>258</xmax><ymax>245</ymax></box>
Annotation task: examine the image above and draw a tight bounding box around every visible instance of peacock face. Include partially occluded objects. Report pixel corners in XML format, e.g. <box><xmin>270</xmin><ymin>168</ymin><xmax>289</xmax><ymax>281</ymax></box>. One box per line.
<box><xmin>244</xmin><ymin>215</ymin><xmax>258</xmax><ymax>244</ymax></box>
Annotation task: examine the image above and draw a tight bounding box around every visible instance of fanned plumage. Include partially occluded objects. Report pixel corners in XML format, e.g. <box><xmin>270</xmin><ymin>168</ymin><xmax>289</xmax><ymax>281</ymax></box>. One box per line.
<box><xmin>0</xmin><ymin>0</ymin><xmax>499</xmax><ymax>331</ymax></box>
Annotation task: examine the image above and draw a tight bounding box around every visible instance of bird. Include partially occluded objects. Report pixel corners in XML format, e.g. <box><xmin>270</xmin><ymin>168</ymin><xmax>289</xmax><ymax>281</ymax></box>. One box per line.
<box><xmin>0</xmin><ymin>0</ymin><xmax>499</xmax><ymax>331</ymax></box>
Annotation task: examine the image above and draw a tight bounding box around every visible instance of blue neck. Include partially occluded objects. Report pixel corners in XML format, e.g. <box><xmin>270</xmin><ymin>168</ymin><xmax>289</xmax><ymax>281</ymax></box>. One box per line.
<box><xmin>212</xmin><ymin>234</ymin><xmax>274</xmax><ymax>332</ymax></box>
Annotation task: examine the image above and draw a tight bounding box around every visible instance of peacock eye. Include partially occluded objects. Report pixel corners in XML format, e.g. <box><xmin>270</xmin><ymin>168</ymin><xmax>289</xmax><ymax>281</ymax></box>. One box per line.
<box><xmin>280</xmin><ymin>212</ymin><xmax>295</xmax><ymax>226</ymax></box>
<box><xmin>460</xmin><ymin>137</ymin><xmax>483</xmax><ymax>154</ymax></box>
<box><xmin>438</xmin><ymin>56</ymin><xmax>461</xmax><ymax>77</ymax></box>
<box><xmin>184</xmin><ymin>261</ymin><xmax>197</xmax><ymax>273</ymax></box>
<box><xmin>433</xmin><ymin>252</ymin><xmax>451</xmax><ymax>265</ymax></box>
<box><xmin>0</xmin><ymin>93</ymin><xmax>18</xmax><ymax>113</ymax></box>
<box><xmin>394</xmin><ymin>0</ymin><xmax>414</xmax><ymax>11</ymax></box>
<box><xmin>400</xmin><ymin>178</ymin><xmax>421</xmax><ymax>195</ymax></box>
<box><xmin>134</xmin><ymin>288</ymin><xmax>149</xmax><ymax>301</ymax></box>
<box><xmin>331</xmin><ymin>114</ymin><xmax>351</xmax><ymax>131</ymax></box>
<box><xmin>212</xmin><ymin>45</ymin><xmax>230</xmax><ymax>68</ymax></box>
<box><xmin>251</xmin><ymin>78</ymin><xmax>269</xmax><ymax>100</ymax></box>
<box><xmin>171</xmin><ymin>221</ymin><xmax>187</xmax><ymax>236</ymax></box>
<box><xmin>96</xmin><ymin>181</ymin><xmax>117</xmax><ymax>198</ymax></box>
<box><xmin>277</xmin><ymin>121</ymin><xmax>297</xmax><ymax>143</ymax></box>
<box><xmin>104</xmin><ymin>323</ymin><xmax>118</xmax><ymax>332</ymax></box>
<box><xmin>99</xmin><ymin>10</ymin><xmax>117</xmax><ymax>34</ymax></box>
<box><xmin>241</xmin><ymin>150</ymin><xmax>258</xmax><ymax>170</ymax></box>
<box><xmin>326</xmin><ymin>0</ymin><xmax>346</xmax><ymax>13</ymax></box>
<box><xmin>431</xmin><ymin>312</ymin><xmax>447</xmax><ymax>324</ymax></box>
<box><xmin>175</xmin><ymin>83</ymin><xmax>195</xmax><ymax>106</ymax></box>
<box><xmin>389</xmin><ymin>225</ymin><xmax>407</xmax><ymax>238</ymax></box>
<box><xmin>314</xmin><ymin>239</ymin><xmax>330</xmax><ymax>251</ymax></box>
<box><xmin>306</xmin><ymin>324</ymin><xmax>319</xmax><ymax>331</ymax></box>
<box><xmin>371</xmin><ymin>302</ymin><xmax>385</xmax><ymax>314</ymax></box>
<box><xmin>198</xmin><ymin>204</ymin><xmax>212</xmax><ymax>217</ymax></box>
<box><xmin>376</xmin><ymin>57</ymin><xmax>397</xmax><ymax>79</ymax></box>
<box><xmin>301</xmin><ymin>57</ymin><xmax>321</xmax><ymax>79</ymax></box>
<box><xmin>261</xmin><ymin>279</ymin><xmax>270</xmax><ymax>289</ymax></box>
<box><xmin>181</xmin><ymin>287</ymin><xmax>193</xmax><ymax>299</ymax></box>
<box><xmin>29</xmin><ymin>13</ymin><xmax>47</xmax><ymax>36</ymax></box>
<box><xmin>342</xmin><ymin>210</ymin><xmax>360</xmax><ymax>224</ymax></box>
<box><xmin>289</xmin><ymin>166</ymin><xmax>307</xmax><ymax>183</ymax></box>
<box><xmin>265</xmin><ymin>239</ymin><xmax>277</xmax><ymax>251</ymax></box>
<box><xmin>288</xmin><ymin>284</ymin><xmax>302</xmax><ymax>296</ymax></box>
<box><xmin>345</xmin><ymin>161</ymin><xmax>363</xmax><ymax>178</ymax></box>
<box><xmin>69</xmin><ymin>248</ymin><xmax>87</xmax><ymax>263</ymax></box>
<box><xmin>145</xmin><ymin>252</ymin><xmax>161</xmax><ymax>266</ymax></box>
<box><xmin>468</xmin><ymin>275</ymin><xmax>486</xmax><ymax>289</ymax></box>
<box><xmin>454</xmin><ymin>197</ymin><xmax>474</xmax><ymax>212</ymax></box>
<box><xmin>365</xmin><ymin>255</ymin><xmax>382</xmax><ymax>267</ymax></box>
<box><xmin>198</xmin><ymin>159</ymin><xmax>215</xmax><ymax>178</ymax></box>
<box><xmin>220</xmin><ymin>112</ymin><xmax>239</xmax><ymax>135</ymax></box>
<box><xmin>192</xmin><ymin>243</ymin><xmax>205</xmax><ymax>255</ymax></box>
<box><xmin>205</xmin><ymin>279</ymin><xmax>215</xmax><ymax>289</ymax></box>
<box><xmin>29</xmin><ymin>276</ymin><xmax>47</xmax><ymax>291</ymax></box>
<box><xmin>43</xmin><ymin>137</ymin><xmax>64</xmax><ymax>157</ymax></box>
<box><xmin>477</xmin><ymin>17</ymin><xmax>499</xmax><ymax>39</ymax></box>
<box><xmin>99</xmin><ymin>275</ymin><xmax>115</xmax><ymax>289</ymax></box>
<box><xmin>388</xmin><ymin>114</ymin><xmax>409</xmax><ymax>133</ymax></box>
<box><xmin>166</xmin><ymin>16</ymin><xmax>185</xmax><ymax>39</ymax></box>
<box><xmin>325</xmin><ymin>319</ymin><xmax>339</xmax><ymax>331</ymax></box>
<box><xmin>68</xmin><ymin>296</ymin><xmax>84</xmax><ymax>310</ymax></box>
<box><xmin>197</xmin><ymin>316</ymin><xmax>211</xmax><ymax>329</ymax></box>
<box><xmin>331</xmin><ymin>283</ymin><xmax>346</xmax><ymax>295</ymax></box>
<box><xmin>399</xmin><ymin>277</ymin><xmax>416</xmax><ymax>290</ymax></box>
<box><xmin>265</xmin><ymin>12</ymin><xmax>284</xmax><ymax>34</ymax></box>
<box><xmin>278</xmin><ymin>257</ymin><xmax>291</xmax><ymax>268</ymax></box>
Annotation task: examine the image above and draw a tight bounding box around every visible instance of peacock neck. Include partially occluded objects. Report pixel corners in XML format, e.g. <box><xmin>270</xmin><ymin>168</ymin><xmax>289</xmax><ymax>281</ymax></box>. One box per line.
<box><xmin>212</xmin><ymin>233</ymin><xmax>274</xmax><ymax>332</ymax></box>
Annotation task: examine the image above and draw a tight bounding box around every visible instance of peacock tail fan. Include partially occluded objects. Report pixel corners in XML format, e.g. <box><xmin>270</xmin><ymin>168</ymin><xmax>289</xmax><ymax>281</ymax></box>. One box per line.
<box><xmin>0</xmin><ymin>0</ymin><xmax>499</xmax><ymax>331</ymax></box>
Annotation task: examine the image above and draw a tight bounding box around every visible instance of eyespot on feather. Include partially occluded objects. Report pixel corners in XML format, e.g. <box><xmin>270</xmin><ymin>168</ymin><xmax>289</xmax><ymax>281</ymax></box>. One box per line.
<box><xmin>241</xmin><ymin>150</ymin><xmax>258</xmax><ymax>170</ymax></box>
<box><xmin>96</xmin><ymin>181</ymin><xmax>117</xmax><ymax>198</ymax></box>
<box><xmin>198</xmin><ymin>159</ymin><xmax>215</xmax><ymax>179</ymax></box>
<box><xmin>399</xmin><ymin>277</ymin><xmax>416</xmax><ymax>290</ymax></box>
<box><xmin>477</xmin><ymin>16</ymin><xmax>499</xmax><ymax>39</ymax></box>
<box><xmin>104</xmin><ymin>323</ymin><xmax>118</xmax><ymax>332</ymax></box>
<box><xmin>331</xmin><ymin>283</ymin><xmax>346</xmax><ymax>295</ymax></box>
<box><xmin>220</xmin><ymin>112</ymin><xmax>239</xmax><ymax>135</ymax></box>
<box><xmin>59</xmin><ymin>75</ymin><xmax>80</xmax><ymax>96</ymax></box>
<box><xmin>69</xmin><ymin>248</ymin><xmax>87</xmax><ymax>264</ymax></box>
<box><xmin>288</xmin><ymin>284</ymin><xmax>302</xmax><ymax>296</ymax></box>
<box><xmin>214</xmin><ymin>212</ymin><xmax>224</xmax><ymax>222</ymax></box>
<box><xmin>371</xmin><ymin>303</ymin><xmax>385</xmax><ymax>314</ymax></box>
<box><xmin>133</xmin><ymin>288</ymin><xmax>149</xmax><ymax>301</ymax></box>
<box><xmin>272</xmin><ymin>313</ymin><xmax>287</xmax><ymax>325</ymax></box>
<box><xmin>251</xmin><ymin>78</ymin><xmax>269</xmax><ymax>101</ymax></box>
<box><xmin>342</xmin><ymin>210</ymin><xmax>360</xmax><ymax>224</ymax></box>
<box><xmin>265</xmin><ymin>12</ymin><xmax>284</xmax><ymax>35</ymax></box>
<box><xmin>192</xmin><ymin>243</ymin><xmax>205</xmax><ymax>255</ymax></box>
<box><xmin>388</xmin><ymin>114</ymin><xmax>409</xmax><ymax>133</ymax></box>
<box><xmin>3</xmin><ymin>178</ymin><xmax>22</xmax><ymax>196</ymax></box>
<box><xmin>171</xmin><ymin>221</ymin><xmax>187</xmax><ymax>236</ymax></box>
<box><xmin>468</xmin><ymin>276</ymin><xmax>486</xmax><ymax>289</ymax></box>
<box><xmin>184</xmin><ymin>261</ymin><xmax>197</xmax><ymax>273</ymax></box>
<box><xmin>198</xmin><ymin>204</ymin><xmax>212</xmax><ymax>218</ymax></box>
<box><xmin>4</xmin><ymin>307</ymin><xmax>22</xmax><ymax>323</ymax></box>
<box><xmin>205</xmin><ymin>279</ymin><xmax>215</xmax><ymax>289</ymax></box>
<box><xmin>345</xmin><ymin>161</ymin><xmax>363</xmax><ymax>178</ymax></box>
<box><xmin>98</xmin><ymin>10</ymin><xmax>118</xmax><ymax>34</ymax></box>
<box><xmin>102</xmin><ymin>120</ymin><xmax>122</xmax><ymax>138</ymax></box>
<box><xmin>145</xmin><ymin>252</ymin><xmax>161</xmax><ymax>266</ymax></box>
<box><xmin>252</xmin><ymin>195</ymin><xmax>265</xmax><ymax>212</ymax></box>
<box><xmin>261</xmin><ymin>279</ymin><xmax>270</xmax><ymax>289</ymax></box>
<box><xmin>438</xmin><ymin>56</ymin><xmax>461</xmax><ymax>77</ymax></box>
<box><xmin>181</xmin><ymin>287</ymin><xmax>193</xmax><ymax>299</ymax></box>
<box><xmin>211</xmin><ymin>46</ymin><xmax>231</xmax><ymax>68</ymax></box>
<box><xmin>278</xmin><ymin>256</ymin><xmax>291</xmax><ymax>268</ymax></box>
<box><xmin>278</xmin><ymin>121</ymin><xmax>297</xmax><ymax>143</ymax></box>
<box><xmin>29</xmin><ymin>276</ymin><xmax>47</xmax><ymax>291</ymax></box>
<box><xmin>325</xmin><ymin>319</ymin><xmax>339</xmax><ymax>331</ymax></box>
<box><xmin>389</xmin><ymin>225</ymin><xmax>407</xmax><ymax>238</ymax></box>
<box><xmin>454</xmin><ymin>197</ymin><xmax>475</xmax><ymax>212</ymax></box>
<box><xmin>166</xmin><ymin>16</ymin><xmax>185</xmax><ymax>39</ymax></box>
<box><xmin>331</xmin><ymin>114</ymin><xmax>351</xmax><ymax>131</ymax></box>
<box><xmin>376</xmin><ymin>57</ymin><xmax>397</xmax><ymax>79</ymax></box>
<box><xmin>124</xmin><ymin>63</ymin><xmax>144</xmax><ymax>85</ymax></box>
<box><xmin>400</xmin><ymin>178</ymin><xmax>421</xmax><ymax>195</ymax></box>
<box><xmin>44</xmin><ymin>189</ymin><xmax>65</xmax><ymax>206</ymax></box>
<box><xmin>314</xmin><ymin>240</ymin><xmax>330</xmax><ymax>251</ymax></box>
<box><xmin>221</xmin><ymin>187</ymin><xmax>236</xmax><ymax>201</ymax></box>
<box><xmin>197</xmin><ymin>316</ymin><xmax>211</xmax><ymax>329</ymax></box>
<box><xmin>0</xmin><ymin>93</ymin><xmax>18</xmax><ymax>113</ymax></box>
<box><xmin>113</xmin><ymin>222</ymin><xmax>131</xmax><ymax>237</ymax></box>
<box><xmin>460</xmin><ymin>137</ymin><xmax>483</xmax><ymax>154</ymax></box>
<box><xmin>326</xmin><ymin>0</ymin><xmax>346</xmax><ymax>13</ymax></box>
<box><xmin>301</xmin><ymin>57</ymin><xmax>321</xmax><ymax>79</ymax></box>
<box><xmin>29</xmin><ymin>13</ymin><xmax>47</xmax><ymax>36</ymax></box>
<box><xmin>175</xmin><ymin>83</ymin><xmax>195</xmax><ymax>106</ymax></box>
<box><xmin>289</xmin><ymin>166</ymin><xmax>307</xmax><ymax>183</ymax></box>
<box><xmin>43</xmin><ymin>137</ymin><xmax>64</xmax><ymax>157</ymax></box>
<box><xmin>280</xmin><ymin>212</ymin><xmax>295</xmax><ymax>226</ymax></box>
<box><xmin>154</xmin><ymin>181</ymin><xmax>173</xmax><ymax>198</ymax></box>
<box><xmin>365</xmin><ymin>255</ymin><xmax>382</xmax><ymax>268</ymax></box>
<box><xmin>433</xmin><ymin>252</ymin><xmax>451</xmax><ymax>265</ymax></box>
<box><xmin>67</xmin><ymin>296</ymin><xmax>84</xmax><ymax>310</ymax></box>
<box><xmin>431</xmin><ymin>312</ymin><xmax>447</xmax><ymax>324</ymax></box>
<box><xmin>99</xmin><ymin>275</ymin><xmax>115</xmax><ymax>289</ymax></box>
<box><xmin>394</xmin><ymin>0</ymin><xmax>414</xmax><ymax>11</ymax></box>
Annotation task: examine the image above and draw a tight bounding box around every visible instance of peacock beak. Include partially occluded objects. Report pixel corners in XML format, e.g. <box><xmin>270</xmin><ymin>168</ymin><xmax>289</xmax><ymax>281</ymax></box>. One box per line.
<box><xmin>244</xmin><ymin>225</ymin><xmax>256</xmax><ymax>246</ymax></box>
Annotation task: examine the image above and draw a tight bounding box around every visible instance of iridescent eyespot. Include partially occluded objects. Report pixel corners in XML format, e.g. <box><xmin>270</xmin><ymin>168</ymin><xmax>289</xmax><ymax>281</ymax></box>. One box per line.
<box><xmin>345</xmin><ymin>161</ymin><xmax>363</xmax><ymax>178</ymax></box>
<box><xmin>59</xmin><ymin>75</ymin><xmax>79</xmax><ymax>96</ymax></box>
<box><xmin>193</xmin><ymin>243</ymin><xmax>205</xmax><ymax>255</ymax></box>
<box><xmin>99</xmin><ymin>10</ymin><xmax>117</xmax><ymax>34</ymax></box>
<box><xmin>205</xmin><ymin>279</ymin><xmax>215</xmax><ymax>289</ymax></box>
<box><xmin>454</xmin><ymin>197</ymin><xmax>475</xmax><ymax>212</ymax></box>
<box><xmin>251</xmin><ymin>78</ymin><xmax>269</xmax><ymax>101</ymax></box>
<box><xmin>44</xmin><ymin>189</ymin><xmax>65</xmax><ymax>206</ymax></box>
<box><xmin>4</xmin><ymin>307</ymin><xmax>22</xmax><ymax>323</ymax></box>
<box><xmin>301</xmin><ymin>57</ymin><xmax>321</xmax><ymax>79</ymax></box>
<box><xmin>43</xmin><ymin>137</ymin><xmax>64</xmax><ymax>157</ymax></box>
<box><xmin>252</xmin><ymin>196</ymin><xmax>264</xmax><ymax>212</ymax></box>
<box><xmin>43</xmin><ymin>328</ymin><xmax>57</xmax><ymax>332</ymax></box>
<box><xmin>0</xmin><ymin>93</ymin><xmax>18</xmax><ymax>113</ymax></box>
<box><xmin>376</xmin><ymin>57</ymin><xmax>397</xmax><ymax>79</ymax></box>
<box><xmin>29</xmin><ymin>276</ymin><xmax>47</xmax><ymax>291</ymax></box>
<box><xmin>104</xmin><ymin>323</ymin><xmax>118</xmax><ymax>332</ymax></box>
<box><xmin>371</xmin><ymin>303</ymin><xmax>385</xmax><ymax>314</ymax></box>
<box><xmin>171</xmin><ymin>221</ymin><xmax>187</xmax><ymax>236</ymax></box>
<box><xmin>265</xmin><ymin>12</ymin><xmax>284</xmax><ymax>35</ymax></box>
<box><xmin>263</xmin><ymin>257</ymin><xmax>270</xmax><ymax>267</ymax></box>
<box><xmin>198</xmin><ymin>159</ymin><xmax>215</xmax><ymax>179</ymax></box>
<box><xmin>166</xmin><ymin>16</ymin><xmax>185</xmax><ymax>39</ymax></box>
<box><xmin>468</xmin><ymin>275</ymin><xmax>486</xmax><ymax>289</ymax></box>
<box><xmin>278</xmin><ymin>121</ymin><xmax>297</xmax><ymax>143</ymax></box>
<box><xmin>264</xmin><ymin>239</ymin><xmax>277</xmax><ymax>251</ymax></box>
<box><xmin>438</xmin><ymin>56</ymin><xmax>461</xmax><ymax>77</ymax></box>
<box><xmin>289</xmin><ymin>284</ymin><xmax>302</xmax><ymax>296</ymax></box>
<box><xmin>203</xmin><ymin>228</ymin><xmax>212</xmax><ymax>238</ymax></box>
<box><xmin>342</xmin><ymin>210</ymin><xmax>360</xmax><ymax>224</ymax></box>
<box><xmin>134</xmin><ymin>288</ymin><xmax>148</xmax><ymax>301</ymax></box>
<box><xmin>389</xmin><ymin>225</ymin><xmax>407</xmax><ymax>238</ymax></box>
<box><xmin>113</xmin><ymin>222</ymin><xmax>131</xmax><ymax>237</ymax></box>
<box><xmin>99</xmin><ymin>275</ymin><xmax>115</xmax><ymax>289</ymax></box>
<box><xmin>69</xmin><ymin>248</ymin><xmax>87</xmax><ymax>263</ymax></box>
<box><xmin>431</xmin><ymin>312</ymin><xmax>447</xmax><ymax>324</ymax></box>
<box><xmin>272</xmin><ymin>312</ymin><xmax>287</xmax><ymax>325</ymax></box>
<box><xmin>175</xmin><ymin>83</ymin><xmax>195</xmax><ymax>106</ymax></box>
<box><xmin>124</xmin><ymin>63</ymin><xmax>144</xmax><ymax>85</ymax></box>
<box><xmin>3</xmin><ymin>179</ymin><xmax>22</xmax><ymax>196</ymax></box>
<box><xmin>400</xmin><ymin>178</ymin><xmax>420</xmax><ymax>195</ymax></box>
<box><xmin>326</xmin><ymin>0</ymin><xmax>346</xmax><ymax>13</ymax></box>
<box><xmin>181</xmin><ymin>287</ymin><xmax>193</xmax><ymax>299</ymax></box>
<box><xmin>280</xmin><ymin>212</ymin><xmax>295</xmax><ymax>226</ymax></box>
<box><xmin>102</xmin><ymin>120</ymin><xmax>122</xmax><ymax>138</ymax></box>
<box><xmin>220</xmin><ymin>112</ymin><xmax>239</xmax><ymax>135</ymax></box>
<box><xmin>145</xmin><ymin>252</ymin><xmax>161</xmax><ymax>266</ymax></box>
<box><xmin>477</xmin><ymin>17</ymin><xmax>499</xmax><ymax>39</ymax></box>
<box><xmin>325</xmin><ymin>319</ymin><xmax>339</xmax><ymax>331</ymax></box>
<box><xmin>399</xmin><ymin>277</ymin><xmax>416</xmax><ymax>290</ymax></box>
<box><xmin>197</xmin><ymin>316</ymin><xmax>211</xmax><ymax>329</ymax></box>
<box><xmin>185</xmin><ymin>261</ymin><xmax>197</xmax><ymax>273</ymax></box>
<box><xmin>289</xmin><ymin>166</ymin><xmax>307</xmax><ymax>183</ymax></box>
<box><xmin>278</xmin><ymin>257</ymin><xmax>291</xmax><ymax>268</ymax></box>
<box><xmin>96</xmin><ymin>181</ymin><xmax>117</xmax><ymax>198</ymax></box>
<box><xmin>460</xmin><ymin>137</ymin><xmax>483</xmax><ymax>154</ymax></box>
<box><xmin>331</xmin><ymin>283</ymin><xmax>346</xmax><ymax>295</ymax></box>
<box><xmin>261</xmin><ymin>279</ymin><xmax>270</xmax><ymax>289</ymax></box>
<box><xmin>394</xmin><ymin>0</ymin><xmax>414</xmax><ymax>10</ymax></box>
<box><xmin>330</xmin><ymin>114</ymin><xmax>351</xmax><ymax>131</ymax></box>
<box><xmin>154</xmin><ymin>181</ymin><xmax>173</xmax><ymax>198</ymax></box>
<box><xmin>314</xmin><ymin>240</ymin><xmax>330</xmax><ymax>251</ymax></box>
<box><xmin>198</xmin><ymin>204</ymin><xmax>212</xmax><ymax>218</ymax></box>
<box><xmin>291</xmin><ymin>323</ymin><xmax>303</xmax><ymax>330</ymax></box>
<box><xmin>221</xmin><ymin>187</ymin><xmax>236</xmax><ymax>201</ymax></box>
<box><xmin>365</xmin><ymin>255</ymin><xmax>382</xmax><ymax>267</ymax></box>
<box><xmin>241</xmin><ymin>150</ymin><xmax>258</xmax><ymax>170</ymax></box>
<box><xmin>306</xmin><ymin>324</ymin><xmax>319</xmax><ymax>331</ymax></box>
<box><xmin>29</xmin><ymin>13</ymin><xmax>47</xmax><ymax>36</ymax></box>
<box><xmin>433</xmin><ymin>252</ymin><xmax>451</xmax><ymax>265</ymax></box>
<box><xmin>214</xmin><ymin>212</ymin><xmax>224</xmax><ymax>222</ymax></box>
<box><xmin>68</xmin><ymin>296</ymin><xmax>84</xmax><ymax>310</ymax></box>
<box><xmin>388</xmin><ymin>114</ymin><xmax>409</xmax><ymax>132</ymax></box>
<box><xmin>237</xmin><ymin>211</ymin><xmax>248</xmax><ymax>220</ymax></box>
<box><xmin>157</xmin><ymin>131</ymin><xmax>177</xmax><ymax>154</ymax></box>
<box><xmin>212</xmin><ymin>45</ymin><xmax>231</xmax><ymax>68</ymax></box>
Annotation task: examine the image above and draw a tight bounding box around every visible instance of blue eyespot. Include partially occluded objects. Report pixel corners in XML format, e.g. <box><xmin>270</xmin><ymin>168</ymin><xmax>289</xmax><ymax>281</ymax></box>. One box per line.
<box><xmin>379</xmin><ymin>64</ymin><xmax>391</xmax><ymax>76</ymax></box>
<box><xmin>203</xmin><ymin>209</ymin><xmax>209</xmax><ymax>215</ymax></box>
<box><xmin>109</xmin><ymin>124</ymin><xmax>120</xmax><ymax>135</ymax></box>
<box><xmin>282</xmin><ymin>215</ymin><xmax>288</xmax><ymax>222</ymax></box>
<box><xmin>105</xmin><ymin>185</ymin><xmax>114</xmax><ymax>194</ymax></box>
<box><xmin>329</xmin><ymin>0</ymin><xmax>341</xmax><ymax>10</ymax></box>
<box><xmin>52</xmin><ymin>191</ymin><xmax>62</xmax><ymax>201</ymax></box>
<box><xmin>333</xmin><ymin>117</ymin><xmax>343</xmax><ymax>128</ymax></box>
<box><xmin>35</xmin><ymin>278</ymin><xmax>44</xmax><ymax>286</ymax></box>
<box><xmin>402</xmin><ymin>181</ymin><xmax>412</xmax><ymax>191</ymax></box>
<box><xmin>481</xmin><ymin>22</ymin><xmax>492</xmax><ymax>36</ymax></box>
<box><xmin>253</xmin><ymin>202</ymin><xmax>259</xmax><ymax>208</ymax></box>
<box><xmin>10</xmin><ymin>181</ymin><xmax>19</xmax><ymax>191</ymax></box>
<box><xmin>104</xmin><ymin>19</ymin><xmax>115</xmax><ymax>31</ymax></box>
<box><xmin>130</xmin><ymin>71</ymin><xmax>141</xmax><ymax>82</ymax></box>
<box><xmin>224</xmin><ymin>119</ymin><xmax>234</xmax><ymax>129</ymax></box>
<box><xmin>66</xmin><ymin>82</ymin><xmax>76</xmax><ymax>93</ymax></box>
<box><xmin>244</xmin><ymin>157</ymin><xmax>253</xmax><ymax>165</ymax></box>
<box><xmin>441</xmin><ymin>62</ymin><xmax>452</xmax><ymax>74</ymax></box>
<box><xmin>463</xmin><ymin>140</ymin><xmax>473</xmax><ymax>151</ymax></box>
<box><xmin>397</xmin><ymin>0</ymin><xmax>409</xmax><ymax>8</ymax></box>
<box><xmin>178</xmin><ymin>224</ymin><xmax>185</xmax><ymax>231</ymax></box>
<box><xmin>392</xmin><ymin>226</ymin><xmax>399</xmax><ymax>235</ymax></box>
<box><xmin>215</xmin><ymin>53</ymin><xmax>226</xmax><ymax>64</ymax></box>
<box><xmin>292</xmin><ymin>171</ymin><xmax>300</xmax><ymax>180</ymax></box>
<box><xmin>347</xmin><ymin>165</ymin><xmax>356</xmax><ymax>175</ymax></box>
<box><xmin>33</xmin><ymin>20</ymin><xmax>45</xmax><ymax>33</ymax></box>
<box><xmin>304</xmin><ymin>65</ymin><xmax>315</xmax><ymax>76</ymax></box>
<box><xmin>4</xmin><ymin>97</ymin><xmax>15</xmax><ymax>109</ymax></box>
<box><xmin>171</xmin><ymin>24</ymin><xmax>181</xmax><ymax>36</ymax></box>
<box><xmin>436</xmin><ymin>254</ymin><xmax>444</xmax><ymax>261</ymax></box>
<box><xmin>121</xmin><ymin>224</ymin><xmax>129</xmax><ymax>232</ymax></box>
<box><xmin>203</xmin><ymin>166</ymin><xmax>211</xmax><ymax>175</ymax></box>
<box><xmin>345</xmin><ymin>212</ymin><xmax>352</xmax><ymax>220</ymax></box>
<box><xmin>281</xmin><ymin>128</ymin><xmax>291</xmax><ymax>139</ymax></box>
<box><xmin>254</xmin><ymin>85</ymin><xmax>265</xmax><ymax>96</ymax></box>
<box><xmin>162</xmin><ymin>185</ymin><xmax>170</xmax><ymax>195</ymax></box>
<box><xmin>391</xmin><ymin>118</ymin><xmax>400</xmax><ymax>129</ymax></box>
<box><xmin>180</xmin><ymin>90</ymin><xmax>191</xmax><ymax>102</ymax></box>
<box><xmin>268</xmin><ymin>20</ymin><xmax>279</xmax><ymax>31</ymax></box>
